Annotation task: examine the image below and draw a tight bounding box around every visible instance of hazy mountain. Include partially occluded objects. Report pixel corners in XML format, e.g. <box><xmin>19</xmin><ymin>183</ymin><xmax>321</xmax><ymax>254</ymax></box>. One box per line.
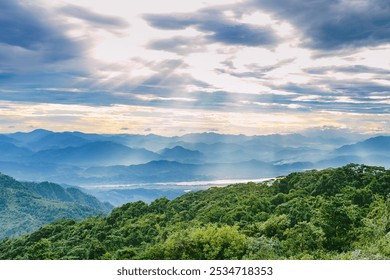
<box><xmin>28</xmin><ymin>132</ymin><xmax>91</xmax><ymax>151</ymax></box>
<box><xmin>159</xmin><ymin>146</ymin><xmax>205</xmax><ymax>163</ymax></box>
<box><xmin>247</xmin><ymin>133</ymin><xmax>310</xmax><ymax>147</ymax></box>
<box><xmin>165</xmin><ymin>141</ymin><xmax>256</xmax><ymax>163</ymax></box>
<box><xmin>79</xmin><ymin>160</ymin><xmax>286</xmax><ymax>185</ymax></box>
<box><xmin>336</xmin><ymin>136</ymin><xmax>390</xmax><ymax>155</ymax></box>
<box><xmin>0</xmin><ymin>161</ymin><xmax>83</xmax><ymax>184</ymax></box>
<box><xmin>178</xmin><ymin>132</ymin><xmax>250</xmax><ymax>144</ymax></box>
<box><xmin>0</xmin><ymin>142</ymin><xmax>33</xmax><ymax>161</ymax></box>
<box><xmin>0</xmin><ymin>135</ymin><xmax>18</xmax><ymax>145</ymax></box>
<box><xmin>301</xmin><ymin>127</ymin><xmax>366</xmax><ymax>143</ymax></box>
<box><xmin>7</xmin><ymin>129</ymin><xmax>53</xmax><ymax>145</ymax></box>
<box><xmin>0</xmin><ymin>129</ymin><xmax>387</xmax><ymax>187</ymax></box>
<box><xmin>29</xmin><ymin>141</ymin><xmax>160</xmax><ymax>166</ymax></box>
<box><xmin>272</xmin><ymin>147</ymin><xmax>328</xmax><ymax>164</ymax></box>
<box><xmin>118</xmin><ymin>134</ymin><xmax>177</xmax><ymax>152</ymax></box>
<box><xmin>316</xmin><ymin>155</ymin><xmax>390</xmax><ymax>169</ymax></box>
<box><xmin>80</xmin><ymin>160</ymin><xmax>208</xmax><ymax>184</ymax></box>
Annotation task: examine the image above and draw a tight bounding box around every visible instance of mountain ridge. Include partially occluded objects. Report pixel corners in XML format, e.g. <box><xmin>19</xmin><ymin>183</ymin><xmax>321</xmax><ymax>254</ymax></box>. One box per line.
<box><xmin>0</xmin><ymin>173</ymin><xmax>113</xmax><ymax>239</ymax></box>
<box><xmin>0</xmin><ymin>129</ymin><xmax>389</xmax><ymax>186</ymax></box>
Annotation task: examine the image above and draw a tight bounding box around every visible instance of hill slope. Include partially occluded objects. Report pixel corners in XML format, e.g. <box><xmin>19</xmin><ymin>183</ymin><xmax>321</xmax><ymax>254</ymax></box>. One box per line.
<box><xmin>0</xmin><ymin>164</ymin><xmax>389</xmax><ymax>260</ymax></box>
<box><xmin>0</xmin><ymin>174</ymin><xmax>112</xmax><ymax>239</ymax></box>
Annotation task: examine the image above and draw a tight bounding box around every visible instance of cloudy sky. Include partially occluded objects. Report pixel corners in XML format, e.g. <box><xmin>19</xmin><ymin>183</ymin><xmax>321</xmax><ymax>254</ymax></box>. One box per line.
<box><xmin>0</xmin><ymin>0</ymin><xmax>389</xmax><ymax>135</ymax></box>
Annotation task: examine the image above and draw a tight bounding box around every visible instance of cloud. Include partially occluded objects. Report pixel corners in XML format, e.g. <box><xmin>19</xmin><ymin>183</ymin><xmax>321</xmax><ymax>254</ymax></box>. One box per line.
<box><xmin>0</xmin><ymin>0</ymin><xmax>82</xmax><ymax>62</ymax></box>
<box><xmin>252</xmin><ymin>0</ymin><xmax>390</xmax><ymax>50</ymax></box>
<box><xmin>305</xmin><ymin>65</ymin><xmax>390</xmax><ymax>75</ymax></box>
<box><xmin>280</xmin><ymin>81</ymin><xmax>390</xmax><ymax>114</ymax></box>
<box><xmin>148</xmin><ymin>36</ymin><xmax>207</xmax><ymax>54</ymax></box>
<box><xmin>144</xmin><ymin>7</ymin><xmax>278</xmax><ymax>47</ymax></box>
<box><xmin>1</xmin><ymin>0</ymin><xmax>389</xmax><ymax>136</ymax></box>
<box><xmin>59</xmin><ymin>4</ymin><xmax>129</xmax><ymax>28</ymax></box>
<box><xmin>0</xmin><ymin>0</ymin><xmax>88</xmax><ymax>100</ymax></box>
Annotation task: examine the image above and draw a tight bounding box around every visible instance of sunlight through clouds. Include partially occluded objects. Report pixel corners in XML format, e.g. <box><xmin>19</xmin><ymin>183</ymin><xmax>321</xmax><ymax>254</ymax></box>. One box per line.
<box><xmin>0</xmin><ymin>0</ymin><xmax>389</xmax><ymax>135</ymax></box>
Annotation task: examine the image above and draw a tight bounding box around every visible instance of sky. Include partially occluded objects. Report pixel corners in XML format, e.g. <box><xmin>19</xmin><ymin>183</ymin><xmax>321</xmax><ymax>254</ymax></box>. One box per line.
<box><xmin>0</xmin><ymin>0</ymin><xmax>389</xmax><ymax>136</ymax></box>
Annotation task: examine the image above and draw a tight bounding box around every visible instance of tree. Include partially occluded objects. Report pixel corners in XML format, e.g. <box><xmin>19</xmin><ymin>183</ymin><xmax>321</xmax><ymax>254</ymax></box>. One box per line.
<box><xmin>317</xmin><ymin>196</ymin><xmax>361</xmax><ymax>251</ymax></box>
<box><xmin>282</xmin><ymin>221</ymin><xmax>325</xmax><ymax>257</ymax></box>
<box><xmin>27</xmin><ymin>238</ymin><xmax>54</xmax><ymax>259</ymax></box>
<box><xmin>150</xmin><ymin>225</ymin><xmax>248</xmax><ymax>260</ymax></box>
<box><xmin>258</xmin><ymin>214</ymin><xmax>290</xmax><ymax>240</ymax></box>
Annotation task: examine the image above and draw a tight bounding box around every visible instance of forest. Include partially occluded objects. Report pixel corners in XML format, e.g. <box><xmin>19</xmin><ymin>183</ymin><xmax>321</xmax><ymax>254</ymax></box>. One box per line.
<box><xmin>0</xmin><ymin>174</ymin><xmax>112</xmax><ymax>239</ymax></box>
<box><xmin>0</xmin><ymin>163</ymin><xmax>389</xmax><ymax>260</ymax></box>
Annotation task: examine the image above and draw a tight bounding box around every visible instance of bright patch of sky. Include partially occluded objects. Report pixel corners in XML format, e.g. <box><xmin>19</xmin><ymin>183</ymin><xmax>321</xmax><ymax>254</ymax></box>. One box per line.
<box><xmin>0</xmin><ymin>0</ymin><xmax>389</xmax><ymax>135</ymax></box>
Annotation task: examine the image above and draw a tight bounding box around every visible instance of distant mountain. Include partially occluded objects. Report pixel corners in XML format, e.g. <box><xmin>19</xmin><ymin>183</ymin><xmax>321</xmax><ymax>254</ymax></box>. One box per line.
<box><xmin>316</xmin><ymin>155</ymin><xmax>390</xmax><ymax>169</ymax></box>
<box><xmin>0</xmin><ymin>161</ymin><xmax>83</xmax><ymax>183</ymax></box>
<box><xmin>336</xmin><ymin>136</ymin><xmax>390</xmax><ymax>155</ymax></box>
<box><xmin>0</xmin><ymin>129</ymin><xmax>388</xmax><ymax>187</ymax></box>
<box><xmin>273</xmin><ymin>147</ymin><xmax>327</xmax><ymax>164</ymax></box>
<box><xmin>159</xmin><ymin>146</ymin><xmax>205</xmax><ymax>163</ymax></box>
<box><xmin>7</xmin><ymin>129</ymin><xmax>53</xmax><ymax>145</ymax></box>
<box><xmin>245</xmin><ymin>133</ymin><xmax>310</xmax><ymax>148</ymax></box>
<box><xmin>0</xmin><ymin>142</ymin><xmax>33</xmax><ymax>161</ymax></box>
<box><xmin>80</xmin><ymin>160</ymin><xmax>287</xmax><ymax>185</ymax></box>
<box><xmin>29</xmin><ymin>141</ymin><xmax>160</xmax><ymax>166</ymax></box>
<box><xmin>0</xmin><ymin>135</ymin><xmax>17</xmax><ymax>145</ymax></box>
<box><xmin>114</xmin><ymin>134</ymin><xmax>176</xmax><ymax>151</ymax></box>
<box><xmin>0</xmin><ymin>173</ymin><xmax>113</xmax><ymax>239</ymax></box>
<box><xmin>28</xmin><ymin>132</ymin><xmax>91</xmax><ymax>151</ymax></box>
<box><xmin>81</xmin><ymin>160</ymin><xmax>209</xmax><ymax>184</ymax></box>
<box><xmin>301</xmin><ymin>127</ymin><xmax>366</xmax><ymax>143</ymax></box>
<box><xmin>166</xmin><ymin>141</ymin><xmax>256</xmax><ymax>163</ymax></box>
<box><xmin>178</xmin><ymin>132</ymin><xmax>251</xmax><ymax>144</ymax></box>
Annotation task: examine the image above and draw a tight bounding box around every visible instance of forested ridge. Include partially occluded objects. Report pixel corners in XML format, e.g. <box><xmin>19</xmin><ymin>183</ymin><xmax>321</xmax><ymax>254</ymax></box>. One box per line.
<box><xmin>0</xmin><ymin>164</ymin><xmax>389</xmax><ymax>260</ymax></box>
<box><xmin>0</xmin><ymin>173</ymin><xmax>112</xmax><ymax>239</ymax></box>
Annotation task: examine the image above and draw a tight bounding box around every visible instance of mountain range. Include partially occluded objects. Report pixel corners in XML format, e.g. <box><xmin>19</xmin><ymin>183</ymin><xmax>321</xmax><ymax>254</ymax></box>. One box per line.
<box><xmin>0</xmin><ymin>129</ymin><xmax>389</xmax><ymax>188</ymax></box>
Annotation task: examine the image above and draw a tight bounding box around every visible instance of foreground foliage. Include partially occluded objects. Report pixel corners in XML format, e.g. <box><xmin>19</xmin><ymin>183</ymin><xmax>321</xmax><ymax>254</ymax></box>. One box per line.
<box><xmin>0</xmin><ymin>164</ymin><xmax>389</xmax><ymax>259</ymax></box>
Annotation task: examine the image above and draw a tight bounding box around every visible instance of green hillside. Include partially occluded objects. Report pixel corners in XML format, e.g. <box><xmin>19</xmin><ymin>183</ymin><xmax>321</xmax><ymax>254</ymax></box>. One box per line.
<box><xmin>0</xmin><ymin>173</ymin><xmax>112</xmax><ymax>239</ymax></box>
<box><xmin>0</xmin><ymin>164</ymin><xmax>389</xmax><ymax>259</ymax></box>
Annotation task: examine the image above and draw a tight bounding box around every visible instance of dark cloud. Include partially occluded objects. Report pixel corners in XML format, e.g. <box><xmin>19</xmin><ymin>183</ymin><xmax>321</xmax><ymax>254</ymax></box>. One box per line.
<box><xmin>334</xmin><ymin>65</ymin><xmax>390</xmax><ymax>74</ymax></box>
<box><xmin>0</xmin><ymin>0</ymin><xmax>82</xmax><ymax>62</ymax></box>
<box><xmin>148</xmin><ymin>36</ymin><xmax>207</xmax><ymax>54</ymax></box>
<box><xmin>59</xmin><ymin>5</ymin><xmax>129</xmax><ymax>28</ymax></box>
<box><xmin>252</xmin><ymin>0</ymin><xmax>390</xmax><ymax>50</ymax></box>
<box><xmin>144</xmin><ymin>8</ymin><xmax>278</xmax><ymax>47</ymax></box>
<box><xmin>305</xmin><ymin>65</ymin><xmax>390</xmax><ymax>75</ymax></box>
<box><xmin>279</xmin><ymin>81</ymin><xmax>390</xmax><ymax>114</ymax></box>
<box><xmin>0</xmin><ymin>0</ymin><xmax>90</xmax><ymax>107</ymax></box>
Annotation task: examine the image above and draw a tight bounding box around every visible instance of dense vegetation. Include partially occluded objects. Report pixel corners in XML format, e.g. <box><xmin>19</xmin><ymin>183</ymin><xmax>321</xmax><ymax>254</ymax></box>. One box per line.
<box><xmin>0</xmin><ymin>173</ymin><xmax>112</xmax><ymax>239</ymax></box>
<box><xmin>0</xmin><ymin>164</ymin><xmax>389</xmax><ymax>259</ymax></box>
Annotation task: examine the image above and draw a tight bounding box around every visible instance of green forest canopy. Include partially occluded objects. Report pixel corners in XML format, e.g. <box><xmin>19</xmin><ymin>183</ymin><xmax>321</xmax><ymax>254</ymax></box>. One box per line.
<box><xmin>0</xmin><ymin>164</ymin><xmax>389</xmax><ymax>260</ymax></box>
